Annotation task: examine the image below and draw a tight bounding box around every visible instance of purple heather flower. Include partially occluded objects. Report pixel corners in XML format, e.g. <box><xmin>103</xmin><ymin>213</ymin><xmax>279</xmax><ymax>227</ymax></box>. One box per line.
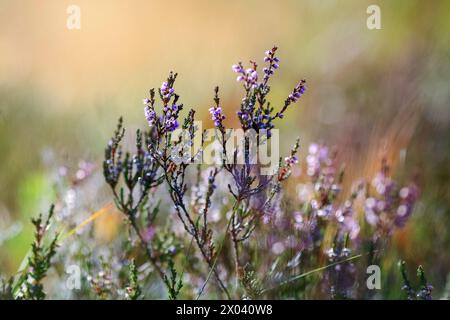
<box><xmin>160</xmin><ymin>81</ymin><xmax>175</xmax><ymax>100</ymax></box>
<box><xmin>278</xmin><ymin>141</ymin><xmax>300</xmax><ymax>181</ymax></box>
<box><xmin>287</xmin><ymin>79</ymin><xmax>307</xmax><ymax>103</ymax></box>
<box><xmin>232</xmin><ymin>63</ymin><xmax>244</xmax><ymax>74</ymax></box>
<box><xmin>164</xmin><ymin>117</ymin><xmax>179</xmax><ymax>132</ymax></box>
<box><xmin>285</xmin><ymin>155</ymin><xmax>299</xmax><ymax>167</ymax></box>
<box><xmin>143</xmin><ymin>76</ymin><xmax>181</xmax><ymax>132</ymax></box>
<box><xmin>209</xmin><ymin>106</ymin><xmax>225</xmax><ymax>128</ymax></box>
<box><xmin>162</xmin><ymin>99</ymin><xmax>182</xmax><ymax>132</ymax></box>
<box><xmin>263</xmin><ymin>46</ymin><xmax>280</xmax><ymax>82</ymax></box>
<box><xmin>232</xmin><ymin>62</ymin><xmax>258</xmax><ymax>88</ymax></box>
<box><xmin>245</xmin><ymin>68</ymin><xmax>258</xmax><ymax>87</ymax></box>
<box><xmin>144</xmin><ymin>106</ymin><xmax>157</xmax><ymax>127</ymax></box>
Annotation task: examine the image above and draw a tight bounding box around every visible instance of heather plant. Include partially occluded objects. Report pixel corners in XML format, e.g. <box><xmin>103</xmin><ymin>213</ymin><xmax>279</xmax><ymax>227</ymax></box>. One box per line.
<box><xmin>6</xmin><ymin>205</ymin><xmax>59</xmax><ymax>300</ymax></box>
<box><xmin>101</xmin><ymin>47</ymin><xmax>309</xmax><ymax>299</ymax></box>
<box><xmin>399</xmin><ymin>261</ymin><xmax>433</xmax><ymax>300</ymax></box>
<box><xmin>0</xmin><ymin>47</ymin><xmax>428</xmax><ymax>300</ymax></box>
<box><xmin>125</xmin><ymin>259</ymin><xmax>142</xmax><ymax>300</ymax></box>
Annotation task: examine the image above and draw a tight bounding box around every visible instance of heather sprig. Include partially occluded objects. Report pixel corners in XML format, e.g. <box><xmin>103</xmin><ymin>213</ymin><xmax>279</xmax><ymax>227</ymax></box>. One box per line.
<box><xmin>144</xmin><ymin>72</ymin><xmax>183</xmax><ymax>133</ymax></box>
<box><xmin>199</xmin><ymin>168</ymin><xmax>219</xmax><ymax>259</ymax></box>
<box><xmin>232</xmin><ymin>46</ymin><xmax>306</xmax><ymax>138</ymax></box>
<box><xmin>125</xmin><ymin>260</ymin><xmax>142</xmax><ymax>300</ymax></box>
<box><xmin>262</xmin><ymin>47</ymin><xmax>280</xmax><ymax>83</ymax></box>
<box><xmin>103</xmin><ymin>117</ymin><xmax>125</xmax><ymax>189</ymax></box>
<box><xmin>148</xmin><ymin>104</ymin><xmax>232</xmax><ymax>297</ymax></box>
<box><xmin>416</xmin><ymin>265</ymin><xmax>433</xmax><ymax>300</ymax></box>
<box><xmin>16</xmin><ymin>205</ymin><xmax>59</xmax><ymax>300</ymax></box>
<box><xmin>241</xmin><ymin>267</ymin><xmax>263</xmax><ymax>299</ymax></box>
<box><xmin>280</xmin><ymin>80</ymin><xmax>307</xmax><ymax>112</ymax></box>
<box><xmin>277</xmin><ymin>138</ymin><xmax>300</xmax><ymax>182</ymax></box>
<box><xmin>88</xmin><ymin>260</ymin><xmax>114</xmax><ymax>299</ymax></box>
<box><xmin>107</xmin><ymin>76</ymin><xmax>232</xmax><ymax>298</ymax></box>
<box><xmin>160</xmin><ymin>157</ymin><xmax>231</xmax><ymax>298</ymax></box>
<box><xmin>213</xmin><ymin>48</ymin><xmax>307</xmax><ymax>293</ymax></box>
<box><xmin>399</xmin><ymin>261</ymin><xmax>433</xmax><ymax>300</ymax></box>
<box><xmin>261</xmin><ymin>138</ymin><xmax>301</xmax><ymax>225</ymax></box>
<box><xmin>103</xmin><ymin>118</ymin><xmax>167</xmax><ymax>286</ymax></box>
<box><xmin>163</xmin><ymin>259</ymin><xmax>183</xmax><ymax>300</ymax></box>
<box><xmin>233</xmin><ymin>61</ymin><xmax>258</xmax><ymax>91</ymax></box>
<box><xmin>209</xmin><ymin>86</ymin><xmax>226</xmax><ymax>132</ymax></box>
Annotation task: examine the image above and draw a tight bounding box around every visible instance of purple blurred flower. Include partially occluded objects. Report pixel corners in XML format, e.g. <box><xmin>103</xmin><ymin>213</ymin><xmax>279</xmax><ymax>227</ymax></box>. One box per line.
<box><xmin>364</xmin><ymin>161</ymin><xmax>419</xmax><ymax>235</ymax></box>
<box><xmin>143</xmin><ymin>225</ymin><xmax>156</xmax><ymax>242</ymax></box>
<box><xmin>395</xmin><ymin>184</ymin><xmax>419</xmax><ymax>227</ymax></box>
<box><xmin>306</xmin><ymin>143</ymin><xmax>331</xmax><ymax>178</ymax></box>
<box><xmin>335</xmin><ymin>200</ymin><xmax>360</xmax><ymax>240</ymax></box>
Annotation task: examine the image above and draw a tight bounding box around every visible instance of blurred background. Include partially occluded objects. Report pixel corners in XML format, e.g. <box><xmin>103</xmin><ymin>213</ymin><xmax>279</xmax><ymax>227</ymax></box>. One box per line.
<box><xmin>0</xmin><ymin>0</ymin><xmax>449</xmax><ymax>297</ymax></box>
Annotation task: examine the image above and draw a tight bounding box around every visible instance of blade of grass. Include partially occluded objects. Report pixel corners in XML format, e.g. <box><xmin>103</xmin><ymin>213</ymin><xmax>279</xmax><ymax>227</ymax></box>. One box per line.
<box><xmin>261</xmin><ymin>253</ymin><xmax>364</xmax><ymax>294</ymax></box>
<box><xmin>196</xmin><ymin>213</ymin><xmax>233</xmax><ymax>300</ymax></box>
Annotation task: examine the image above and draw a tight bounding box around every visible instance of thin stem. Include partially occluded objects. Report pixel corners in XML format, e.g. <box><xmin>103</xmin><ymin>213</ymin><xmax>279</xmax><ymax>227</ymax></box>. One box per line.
<box><xmin>162</xmin><ymin>170</ymin><xmax>231</xmax><ymax>299</ymax></box>
<box><xmin>261</xmin><ymin>253</ymin><xmax>364</xmax><ymax>294</ymax></box>
<box><xmin>112</xmin><ymin>189</ymin><xmax>165</xmax><ymax>282</ymax></box>
<box><xmin>230</xmin><ymin>201</ymin><xmax>241</xmax><ymax>290</ymax></box>
<box><xmin>130</xmin><ymin>217</ymin><xmax>165</xmax><ymax>280</ymax></box>
<box><xmin>196</xmin><ymin>212</ymin><xmax>234</xmax><ymax>300</ymax></box>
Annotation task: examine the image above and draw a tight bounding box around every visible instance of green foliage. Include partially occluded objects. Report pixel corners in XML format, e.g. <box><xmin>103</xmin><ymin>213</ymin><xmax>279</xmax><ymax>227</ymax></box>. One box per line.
<box><xmin>241</xmin><ymin>267</ymin><xmax>263</xmax><ymax>299</ymax></box>
<box><xmin>125</xmin><ymin>260</ymin><xmax>142</xmax><ymax>300</ymax></box>
<box><xmin>163</xmin><ymin>259</ymin><xmax>183</xmax><ymax>300</ymax></box>
<box><xmin>15</xmin><ymin>205</ymin><xmax>59</xmax><ymax>300</ymax></box>
<box><xmin>399</xmin><ymin>260</ymin><xmax>433</xmax><ymax>300</ymax></box>
<box><xmin>0</xmin><ymin>277</ymin><xmax>14</xmax><ymax>300</ymax></box>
